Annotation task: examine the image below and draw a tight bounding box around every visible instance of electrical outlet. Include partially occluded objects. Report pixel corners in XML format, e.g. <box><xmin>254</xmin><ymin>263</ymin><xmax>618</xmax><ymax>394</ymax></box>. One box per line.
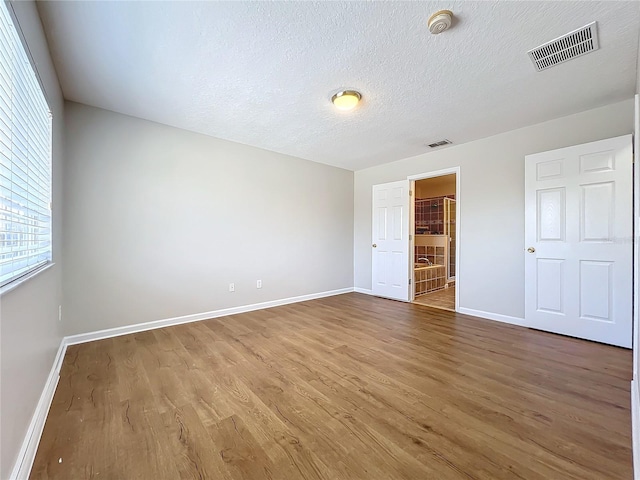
<box><xmin>257</xmin><ymin>279</ymin><xmax>262</xmax><ymax>289</ymax></box>
<box><xmin>58</xmin><ymin>305</ymin><xmax>62</xmax><ymax>322</ymax></box>
<box><xmin>229</xmin><ymin>283</ymin><xmax>235</xmax><ymax>292</ymax></box>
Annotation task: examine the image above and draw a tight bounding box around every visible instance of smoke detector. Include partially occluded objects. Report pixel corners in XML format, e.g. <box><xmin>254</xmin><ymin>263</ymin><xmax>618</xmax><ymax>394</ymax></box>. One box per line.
<box><xmin>428</xmin><ymin>10</ymin><xmax>453</xmax><ymax>35</ymax></box>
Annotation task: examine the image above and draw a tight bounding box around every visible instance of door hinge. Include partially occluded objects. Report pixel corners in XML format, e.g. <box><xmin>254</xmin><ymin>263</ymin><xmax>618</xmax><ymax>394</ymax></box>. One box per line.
<box><xmin>409</xmin><ymin>190</ymin><xmax>413</xmax><ymax>196</ymax></box>
<box><xmin>409</xmin><ymin>278</ymin><xmax>412</xmax><ymax>285</ymax></box>
<box><xmin>409</xmin><ymin>234</ymin><xmax>412</xmax><ymax>240</ymax></box>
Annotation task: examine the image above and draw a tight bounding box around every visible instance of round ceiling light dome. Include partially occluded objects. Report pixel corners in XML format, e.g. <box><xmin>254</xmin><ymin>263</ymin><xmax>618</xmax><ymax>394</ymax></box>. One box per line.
<box><xmin>428</xmin><ymin>10</ymin><xmax>453</xmax><ymax>34</ymax></box>
<box><xmin>331</xmin><ymin>90</ymin><xmax>362</xmax><ymax>111</ymax></box>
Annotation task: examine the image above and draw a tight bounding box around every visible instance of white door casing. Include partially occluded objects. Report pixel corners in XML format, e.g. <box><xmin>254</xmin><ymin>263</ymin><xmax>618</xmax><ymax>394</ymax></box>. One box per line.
<box><xmin>524</xmin><ymin>135</ymin><xmax>632</xmax><ymax>348</ymax></box>
<box><xmin>372</xmin><ymin>180</ymin><xmax>410</xmax><ymax>301</ymax></box>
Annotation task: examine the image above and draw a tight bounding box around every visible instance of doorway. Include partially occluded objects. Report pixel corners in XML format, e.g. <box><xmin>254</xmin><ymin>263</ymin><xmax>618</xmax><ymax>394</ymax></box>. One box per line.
<box><xmin>410</xmin><ymin>169</ymin><xmax>460</xmax><ymax>312</ymax></box>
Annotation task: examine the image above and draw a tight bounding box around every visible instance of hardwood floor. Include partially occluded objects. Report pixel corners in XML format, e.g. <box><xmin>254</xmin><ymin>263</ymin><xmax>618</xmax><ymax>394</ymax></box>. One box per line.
<box><xmin>31</xmin><ymin>293</ymin><xmax>632</xmax><ymax>479</ymax></box>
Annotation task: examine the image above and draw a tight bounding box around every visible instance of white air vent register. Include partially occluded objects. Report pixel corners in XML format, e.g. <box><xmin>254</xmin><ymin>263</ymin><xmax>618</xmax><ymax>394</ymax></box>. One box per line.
<box><xmin>528</xmin><ymin>22</ymin><xmax>599</xmax><ymax>72</ymax></box>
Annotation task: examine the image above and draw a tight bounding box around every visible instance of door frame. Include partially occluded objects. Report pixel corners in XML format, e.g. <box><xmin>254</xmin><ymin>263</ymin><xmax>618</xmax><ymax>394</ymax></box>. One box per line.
<box><xmin>408</xmin><ymin>167</ymin><xmax>461</xmax><ymax>312</ymax></box>
<box><xmin>632</xmin><ymin>93</ymin><xmax>640</xmax><ymax>480</ymax></box>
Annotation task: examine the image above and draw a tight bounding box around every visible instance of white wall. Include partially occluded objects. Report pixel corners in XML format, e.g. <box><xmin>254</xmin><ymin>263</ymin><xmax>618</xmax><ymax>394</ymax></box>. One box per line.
<box><xmin>0</xmin><ymin>1</ymin><xmax>65</xmax><ymax>478</ymax></box>
<box><xmin>355</xmin><ymin>99</ymin><xmax>634</xmax><ymax>320</ymax></box>
<box><xmin>63</xmin><ymin>102</ymin><xmax>354</xmax><ymax>335</ymax></box>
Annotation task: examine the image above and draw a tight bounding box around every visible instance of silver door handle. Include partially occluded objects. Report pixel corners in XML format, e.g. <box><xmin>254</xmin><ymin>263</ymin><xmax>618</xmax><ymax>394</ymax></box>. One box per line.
<box><xmin>527</xmin><ymin>247</ymin><xmax>535</xmax><ymax>253</ymax></box>
<box><xmin>372</xmin><ymin>244</ymin><xmax>377</xmax><ymax>248</ymax></box>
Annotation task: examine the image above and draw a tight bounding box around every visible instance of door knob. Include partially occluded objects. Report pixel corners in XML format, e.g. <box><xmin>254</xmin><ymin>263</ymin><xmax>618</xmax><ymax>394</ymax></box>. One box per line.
<box><xmin>527</xmin><ymin>247</ymin><xmax>536</xmax><ymax>253</ymax></box>
<box><xmin>372</xmin><ymin>244</ymin><xmax>377</xmax><ymax>248</ymax></box>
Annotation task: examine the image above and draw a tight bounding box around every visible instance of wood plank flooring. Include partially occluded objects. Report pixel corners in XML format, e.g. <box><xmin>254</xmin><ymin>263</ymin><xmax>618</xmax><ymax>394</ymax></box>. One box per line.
<box><xmin>31</xmin><ymin>293</ymin><xmax>633</xmax><ymax>479</ymax></box>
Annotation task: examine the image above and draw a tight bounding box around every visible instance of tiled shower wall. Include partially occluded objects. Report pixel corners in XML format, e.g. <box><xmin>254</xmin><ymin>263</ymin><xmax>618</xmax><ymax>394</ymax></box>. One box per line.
<box><xmin>415</xmin><ymin>195</ymin><xmax>455</xmax><ymax>234</ymax></box>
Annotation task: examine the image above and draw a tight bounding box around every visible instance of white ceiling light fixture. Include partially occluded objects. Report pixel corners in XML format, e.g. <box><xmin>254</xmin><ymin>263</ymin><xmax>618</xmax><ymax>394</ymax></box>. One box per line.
<box><xmin>428</xmin><ymin>10</ymin><xmax>453</xmax><ymax>35</ymax></box>
<box><xmin>331</xmin><ymin>90</ymin><xmax>362</xmax><ymax>111</ymax></box>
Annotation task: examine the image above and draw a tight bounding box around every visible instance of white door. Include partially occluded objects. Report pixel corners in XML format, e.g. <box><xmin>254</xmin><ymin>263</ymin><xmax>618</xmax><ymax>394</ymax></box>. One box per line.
<box><xmin>524</xmin><ymin>135</ymin><xmax>632</xmax><ymax>348</ymax></box>
<box><xmin>372</xmin><ymin>180</ymin><xmax>410</xmax><ymax>301</ymax></box>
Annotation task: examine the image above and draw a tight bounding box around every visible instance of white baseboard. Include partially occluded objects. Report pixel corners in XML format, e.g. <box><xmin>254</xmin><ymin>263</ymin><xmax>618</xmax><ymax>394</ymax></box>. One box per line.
<box><xmin>458</xmin><ymin>307</ymin><xmax>527</xmax><ymax>328</ymax></box>
<box><xmin>9</xmin><ymin>340</ymin><xmax>67</xmax><ymax>480</ymax></box>
<box><xmin>10</xmin><ymin>286</ymin><xmax>354</xmax><ymax>479</ymax></box>
<box><xmin>353</xmin><ymin>287</ymin><xmax>373</xmax><ymax>295</ymax></box>
<box><xmin>65</xmin><ymin>287</ymin><xmax>354</xmax><ymax>345</ymax></box>
<box><xmin>633</xmin><ymin>379</ymin><xmax>640</xmax><ymax>480</ymax></box>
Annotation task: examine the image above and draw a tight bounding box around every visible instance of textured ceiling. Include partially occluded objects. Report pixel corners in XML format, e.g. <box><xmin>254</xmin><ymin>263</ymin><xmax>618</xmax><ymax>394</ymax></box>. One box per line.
<box><xmin>37</xmin><ymin>1</ymin><xmax>640</xmax><ymax>171</ymax></box>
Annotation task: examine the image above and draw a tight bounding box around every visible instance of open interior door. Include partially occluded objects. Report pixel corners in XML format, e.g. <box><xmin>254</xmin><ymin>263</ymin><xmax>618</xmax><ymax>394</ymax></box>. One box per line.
<box><xmin>372</xmin><ymin>180</ymin><xmax>410</xmax><ymax>301</ymax></box>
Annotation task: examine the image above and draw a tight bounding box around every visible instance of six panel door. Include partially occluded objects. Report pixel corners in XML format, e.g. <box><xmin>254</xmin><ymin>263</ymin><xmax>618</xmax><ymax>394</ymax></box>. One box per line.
<box><xmin>524</xmin><ymin>135</ymin><xmax>632</xmax><ymax>348</ymax></box>
<box><xmin>371</xmin><ymin>180</ymin><xmax>410</xmax><ymax>301</ymax></box>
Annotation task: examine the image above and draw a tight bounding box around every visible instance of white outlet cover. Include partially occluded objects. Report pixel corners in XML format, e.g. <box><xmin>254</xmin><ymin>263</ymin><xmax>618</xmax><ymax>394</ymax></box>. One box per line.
<box><xmin>229</xmin><ymin>283</ymin><xmax>235</xmax><ymax>292</ymax></box>
<box><xmin>257</xmin><ymin>280</ymin><xmax>262</xmax><ymax>289</ymax></box>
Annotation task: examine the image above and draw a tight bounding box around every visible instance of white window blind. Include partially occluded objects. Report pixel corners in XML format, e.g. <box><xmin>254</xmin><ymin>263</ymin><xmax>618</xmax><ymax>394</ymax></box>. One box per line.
<box><xmin>0</xmin><ymin>1</ymin><xmax>52</xmax><ymax>288</ymax></box>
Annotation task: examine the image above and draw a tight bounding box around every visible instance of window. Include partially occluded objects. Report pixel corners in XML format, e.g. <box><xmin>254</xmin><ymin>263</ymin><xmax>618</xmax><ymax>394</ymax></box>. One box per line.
<box><xmin>0</xmin><ymin>1</ymin><xmax>52</xmax><ymax>288</ymax></box>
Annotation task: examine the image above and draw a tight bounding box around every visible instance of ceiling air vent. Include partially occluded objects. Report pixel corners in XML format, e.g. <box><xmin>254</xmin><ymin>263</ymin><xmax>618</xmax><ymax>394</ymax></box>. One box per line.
<box><xmin>427</xmin><ymin>139</ymin><xmax>452</xmax><ymax>148</ymax></box>
<box><xmin>528</xmin><ymin>21</ymin><xmax>599</xmax><ymax>72</ymax></box>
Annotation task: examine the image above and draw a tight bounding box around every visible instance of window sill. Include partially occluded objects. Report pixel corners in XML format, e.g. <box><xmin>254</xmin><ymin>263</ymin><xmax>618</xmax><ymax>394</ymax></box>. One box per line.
<box><xmin>0</xmin><ymin>262</ymin><xmax>56</xmax><ymax>297</ymax></box>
